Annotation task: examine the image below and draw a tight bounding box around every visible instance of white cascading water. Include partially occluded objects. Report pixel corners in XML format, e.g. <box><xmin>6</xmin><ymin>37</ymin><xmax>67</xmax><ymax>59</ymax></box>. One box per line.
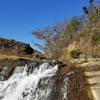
<box><xmin>61</xmin><ymin>77</ymin><xmax>68</xmax><ymax>100</ymax></box>
<box><xmin>0</xmin><ymin>63</ymin><xmax>58</xmax><ymax>100</ymax></box>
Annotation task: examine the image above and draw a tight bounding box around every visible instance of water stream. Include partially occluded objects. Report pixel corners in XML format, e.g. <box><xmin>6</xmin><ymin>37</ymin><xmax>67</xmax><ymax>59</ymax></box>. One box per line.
<box><xmin>0</xmin><ymin>63</ymin><xmax>68</xmax><ymax>100</ymax></box>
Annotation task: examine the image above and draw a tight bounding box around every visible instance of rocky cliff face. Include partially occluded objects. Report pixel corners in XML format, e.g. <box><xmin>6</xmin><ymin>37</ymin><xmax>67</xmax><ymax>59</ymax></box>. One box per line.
<box><xmin>70</xmin><ymin>58</ymin><xmax>100</xmax><ymax>100</ymax></box>
<box><xmin>0</xmin><ymin>37</ymin><xmax>36</xmax><ymax>56</ymax></box>
<box><xmin>0</xmin><ymin>37</ymin><xmax>42</xmax><ymax>81</ymax></box>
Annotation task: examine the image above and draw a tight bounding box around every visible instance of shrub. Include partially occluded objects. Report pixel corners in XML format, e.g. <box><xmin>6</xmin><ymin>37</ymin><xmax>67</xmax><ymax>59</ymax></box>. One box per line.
<box><xmin>91</xmin><ymin>32</ymin><xmax>100</xmax><ymax>45</ymax></box>
<box><xmin>70</xmin><ymin>50</ymin><xmax>81</xmax><ymax>59</ymax></box>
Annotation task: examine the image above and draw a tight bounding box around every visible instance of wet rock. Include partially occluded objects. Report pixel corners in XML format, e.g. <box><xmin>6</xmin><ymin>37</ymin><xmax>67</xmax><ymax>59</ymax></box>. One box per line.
<box><xmin>0</xmin><ymin>59</ymin><xmax>33</xmax><ymax>80</ymax></box>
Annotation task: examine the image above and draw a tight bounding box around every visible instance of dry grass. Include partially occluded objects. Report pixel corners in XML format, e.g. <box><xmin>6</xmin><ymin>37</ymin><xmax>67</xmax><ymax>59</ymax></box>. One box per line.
<box><xmin>0</xmin><ymin>54</ymin><xmax>34</xmax><ymax>60</ymax></box>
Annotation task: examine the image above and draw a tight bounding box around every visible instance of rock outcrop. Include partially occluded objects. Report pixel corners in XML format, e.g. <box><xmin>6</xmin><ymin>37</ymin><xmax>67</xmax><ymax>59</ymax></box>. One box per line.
<box><xmin>0</xmin><ymin>37</ymin><xmax>38</xmax><ymax>56</ymax></box>
<box><xmin>0</xmin><ymin>37</ymin><xmax>43</xmax><ymax>80</ymax></box>
<box><xmin>71</xmin><ymin>58</ymin><xmax>100</xmax><ymax>100</ymax></box>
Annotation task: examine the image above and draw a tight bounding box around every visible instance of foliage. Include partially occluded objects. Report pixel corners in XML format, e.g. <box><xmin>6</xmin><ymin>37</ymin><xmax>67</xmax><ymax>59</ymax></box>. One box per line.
<box><xmin>91</xmin><ymin>31</ymin><xmax>100</xmax><ymax>45</ymax></box>
<box><xmin>70</xmin><ymin>50</ymin><xmax>81</xmax><ymax>59</ymax></box>
<box><xmin>32</xmin><ymin>0</ymin><xmax>100</xmax><ymax>61</ymax></box>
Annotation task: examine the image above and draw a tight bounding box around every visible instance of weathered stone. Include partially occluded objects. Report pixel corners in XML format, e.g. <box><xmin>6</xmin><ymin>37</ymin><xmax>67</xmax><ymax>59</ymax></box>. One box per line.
<box><xmin>0</xmin><ymin>37</ymin><xmax>42</xmax><ymax>57</ymax></box>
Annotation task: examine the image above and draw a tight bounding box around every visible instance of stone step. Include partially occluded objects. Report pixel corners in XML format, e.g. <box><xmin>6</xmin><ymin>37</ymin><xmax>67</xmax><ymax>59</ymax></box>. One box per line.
<box><xmin>87</xmin><ymin>58</ymin><xmax>100</xmax><ymax>62</ymax></box>
<box><xmin>85</xmin><ymin>75</ymin><xmax>100</xmax><ymax>80</ymax></box>
<box><xmin>77</xmin><ymin>65</ymin><xmax>100</xmax><ymax>72</ymax></box>
<box><xmin>90</xmin><ymin>88</ymin><xmax>100</xmax><ymax>100</ymax></box>
<box><xmin>71</xmin><ymin>58</ymin><xmax>100</xmax><ymax>64</ymax></box>
<box><xmin>80</xmin><ymin>61</ymin><xmax>100</xmax><ymax>67</ymax></box>
<box><xmin>91</xmin><ymin>86</ymin><xmax>100</xmax><ymax>89</ymax></box>
<box><xmin>79</xmin><ymin>58</ymin><xmax>100</xmax><ymax>100</ymax></box>
<box><xmin>86</xmin><ymin>83</ymin><xmax>100</xmax><ymax>87</ymax></box>
<box><xmin>84</xmin><ymin>71</ymin><xmax>100</xmax><ymax>76</ymax></box>
<box><xmin>87</xmin><ymin>77</ymin><xmax>100</xmax><ymax>84</ymax></box>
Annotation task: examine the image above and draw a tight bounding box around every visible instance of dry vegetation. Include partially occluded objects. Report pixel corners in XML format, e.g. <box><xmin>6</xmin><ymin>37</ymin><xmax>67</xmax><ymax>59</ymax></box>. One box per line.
<box><xmin>33</xmin><ymin>0</ymin><xmax>100</xmax><ymax>62</ymax></box>
<box><xmin>0</xmin><ymin>54</ymin><xmax>33</xmax><ymax>60</ymax></box>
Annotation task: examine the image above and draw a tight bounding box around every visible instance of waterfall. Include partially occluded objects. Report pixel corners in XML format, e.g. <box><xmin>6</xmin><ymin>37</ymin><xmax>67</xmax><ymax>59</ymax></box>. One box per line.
<box><xmin>61</xmin><ymin>77</ymin><xmax>68</xmax><ymax>100</ymax></box>
<box><xmin>0</xmin><ymin>62</ymin><xmax>69</xmax><ymax>100</ymax></box>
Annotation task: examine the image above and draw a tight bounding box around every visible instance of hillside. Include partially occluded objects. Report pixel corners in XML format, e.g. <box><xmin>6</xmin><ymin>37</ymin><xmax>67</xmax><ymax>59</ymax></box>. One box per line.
<box><xmin>0</xmin><ymin>37</ymin><xmax>42</xmax><ymax>58</ymax></box>
<box><xmin>0</xmin><ymin>37</ymin><xmax>43</xmax><ymax>80</ymax></box>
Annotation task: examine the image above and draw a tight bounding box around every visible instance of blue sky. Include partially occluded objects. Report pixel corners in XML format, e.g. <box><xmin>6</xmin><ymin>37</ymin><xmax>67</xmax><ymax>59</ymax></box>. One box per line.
<box><xmin>0</xmin><ymin>0</ymin><xmax>88</xmax><ymax>50</ymax></box>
